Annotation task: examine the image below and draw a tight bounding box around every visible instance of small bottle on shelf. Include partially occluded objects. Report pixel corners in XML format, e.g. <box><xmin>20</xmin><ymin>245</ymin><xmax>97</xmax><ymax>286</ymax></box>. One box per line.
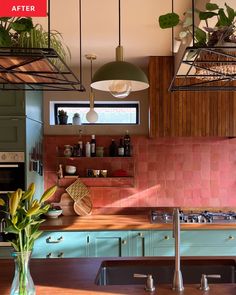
<box><xmin>118</xmin><ymin>138</ymin><xmax>125</xmax><ymax>157</ymax></box>
<box><xmin>85</xmin><ymin>142</ymin><xmax>91</xmax><ymax>157</ymax></box>
<box><xmin>77</xmin><ymin>141</ymin><xmax>83</xmax><ymax>157</ymax></box>
<box><xmin>124</xmin><ymin>130</ymin><xmax>131</xmax><ymax>157</ymax></box>
<box><xmin>109</xmin><ymin>139</ymin><xmax>117</xmax><ymax>157</ymax></box>
<box><xmin>90</xmin><ymin>134</ymin><xmax>96</xmax><ymax>157</ymax></box>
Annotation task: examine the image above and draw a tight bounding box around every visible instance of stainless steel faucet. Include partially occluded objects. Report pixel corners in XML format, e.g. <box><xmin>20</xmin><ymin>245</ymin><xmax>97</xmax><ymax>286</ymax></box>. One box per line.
<box><xmin>172</xmin><ymin>208</ymin><xmax>184</xmax><ymax>292</ymax></box>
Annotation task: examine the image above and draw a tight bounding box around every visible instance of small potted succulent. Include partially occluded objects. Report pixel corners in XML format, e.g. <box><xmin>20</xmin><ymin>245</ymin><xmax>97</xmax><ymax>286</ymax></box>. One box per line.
<box><xmin>158</xmin><ymin>2</ymin><xmax>236</xmax><ymax>50</ymax></box>
<box><xmin>58</xmin><ymin>109</ymin><xmax>68</xmax><ymax>125</ymax></box>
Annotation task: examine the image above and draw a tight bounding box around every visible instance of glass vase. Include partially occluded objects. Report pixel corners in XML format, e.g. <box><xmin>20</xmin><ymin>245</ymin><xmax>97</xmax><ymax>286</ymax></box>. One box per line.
<box><xmin>10</xmin><ymin>251</ymin><xmax>35</xmax><ymax>295</ymax></box>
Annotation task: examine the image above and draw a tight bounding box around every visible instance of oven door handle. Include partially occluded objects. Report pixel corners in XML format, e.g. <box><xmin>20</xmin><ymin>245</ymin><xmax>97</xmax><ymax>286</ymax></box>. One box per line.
<box><xmin>0</xmin><ymin>164</ymin><xmax>19</xmax><ymax>168</ymax></box>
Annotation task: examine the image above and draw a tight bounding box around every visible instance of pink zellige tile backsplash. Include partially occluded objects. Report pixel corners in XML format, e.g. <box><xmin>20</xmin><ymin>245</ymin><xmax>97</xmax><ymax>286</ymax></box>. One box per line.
<box><xmin>44</xmin><ymin>136</ymin><xmax>236</xmax><ymax>207</ymax></box>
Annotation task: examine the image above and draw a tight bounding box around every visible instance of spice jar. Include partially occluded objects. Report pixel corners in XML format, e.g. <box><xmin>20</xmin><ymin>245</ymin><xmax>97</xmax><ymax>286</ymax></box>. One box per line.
<box><xmin>64</xmin><ymin>145</ymin><xmax>73</xmax><ymax>157</ymax></box>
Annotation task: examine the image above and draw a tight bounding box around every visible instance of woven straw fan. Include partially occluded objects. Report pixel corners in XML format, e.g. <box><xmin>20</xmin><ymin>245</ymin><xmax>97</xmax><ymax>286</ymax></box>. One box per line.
<box><xmin>65</xmin><ymin>178</ymin><xmax>90</xmax><ymax>202</ymax></box>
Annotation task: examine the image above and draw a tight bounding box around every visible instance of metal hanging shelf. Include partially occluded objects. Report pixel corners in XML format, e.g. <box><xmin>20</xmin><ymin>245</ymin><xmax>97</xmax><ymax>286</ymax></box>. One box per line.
<box><xmin>0</xmin><ymin>0</ymin><xmax>85</xmax><ymax>91</ymax></box>
<box><xmin>170</xmin><ymin>45</ymin><xmax>236</xmax><ymax>92</ymax></box>
<box><xmin>0</xmin><ymin>47</ymin><xmax>85</xmax><ymax>91</ymax></box>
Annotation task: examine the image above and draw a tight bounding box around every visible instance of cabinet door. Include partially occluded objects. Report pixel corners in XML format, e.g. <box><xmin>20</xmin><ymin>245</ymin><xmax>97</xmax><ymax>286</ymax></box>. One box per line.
<box><xmin>0</xmin><ymin>91</ymin><xmax>24</xmax><ymax>116</ymax></box>
<box><xmin>32</xmin><ymin>231</ymin><xmax>89</xmax><ymax>258</ymax></box>
<box><xmin>150</xmin><ymin>230</ymin><xmax>175</xmax><ymax>256</ymax></box>
<box><xmin>0</xmin><ymin>117</ymin><xmax>25</xmax><ymax>151</ymax></box>
<box><xmin>89</xmin><ymin>231</ymin><xmax>129</xmax><ymax>257</ymax></box>
<box><xmin>129</xmin><ymin>231</ymin><xmax>151</xmax><ymax>257</ymax></box>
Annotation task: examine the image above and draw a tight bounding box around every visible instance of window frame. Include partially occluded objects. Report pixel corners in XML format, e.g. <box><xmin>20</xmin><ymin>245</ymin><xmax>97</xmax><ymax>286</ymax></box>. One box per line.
<box><xmin>54</xmin><ymin>102</ymin><xmax>139</xmax><ymax>125</ymax></box>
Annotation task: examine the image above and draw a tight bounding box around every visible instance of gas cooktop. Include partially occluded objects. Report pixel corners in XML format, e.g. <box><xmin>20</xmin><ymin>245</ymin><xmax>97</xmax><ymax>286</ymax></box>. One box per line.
<box><xmin>150</xmin><ymin>210</ymin><xmax>236</xmax><ymax>224</ymax></box>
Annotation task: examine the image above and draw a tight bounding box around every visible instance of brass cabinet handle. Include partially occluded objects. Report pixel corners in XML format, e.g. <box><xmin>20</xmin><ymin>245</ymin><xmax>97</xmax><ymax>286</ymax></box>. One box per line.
<box><xmin>122</xmin><ymin>240</ymin><xmax>127</xmax><ymax>245</ymax></box>
<box><xmin>46</xmin><ymin>252</ymin><xmax>52</xmax><ymax>258</ymax></box>
<box><xmin>164</xmin><ymin>235</ymin><xmax>170</xmax><ymax>240</ymax></box>
<box><xmin>46</xmin><ymin>236</ymin><xmax>63</xmax><ymax>243</ymax></box>
<box><xmin>138</xmin><ymin>232</ymin><xmax>143</xmax><ymax>237</ymax></box>
<box><xmin>228</xmin><ymin>235</ymin><xmax>234</xmax><ymax>240</ymax></box>
<box><xmin>57</xmin><ymin>252</ymin><xmax>64</xmax><ymax>258</ymax></box>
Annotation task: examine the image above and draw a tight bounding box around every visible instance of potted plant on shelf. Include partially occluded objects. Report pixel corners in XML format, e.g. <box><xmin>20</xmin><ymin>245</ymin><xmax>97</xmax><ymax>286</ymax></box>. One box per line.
<box><xmin>158</xmin><ymin>2</ymin><xmax>236</xmax><ymax>50</ymax></box>
<box><xmin>0</xmin><ymin>183</ymin><xmax>57</xmax><ymax>295</ymax></box>
<box><xmin>58</xmin><ymin>109</ymin><xmax>68</xmax><ymax>125</ymax></box>
<box><xmin>0</xmin><ymin>17</ymin><xmax>70</xmax><ymax>63</ymax></box>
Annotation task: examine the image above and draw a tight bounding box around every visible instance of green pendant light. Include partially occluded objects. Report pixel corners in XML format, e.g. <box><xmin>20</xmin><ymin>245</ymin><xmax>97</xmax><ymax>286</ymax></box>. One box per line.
<box><xmin>91</xmin><ymin>0</ymin><xmax>149</xmax><ymax>98</ymax></box>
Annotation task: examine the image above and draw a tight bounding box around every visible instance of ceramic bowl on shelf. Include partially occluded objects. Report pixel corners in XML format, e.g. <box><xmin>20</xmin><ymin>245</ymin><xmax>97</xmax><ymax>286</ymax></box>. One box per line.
<box><xmin>65</xmin><ymin>165</ymin><xmax>77</xmax><ymax>175</ymax></box>
<box><xmin>45</xmin><ymin>208</ymin><xmax>63</xmax><ymax>219</ymax></box>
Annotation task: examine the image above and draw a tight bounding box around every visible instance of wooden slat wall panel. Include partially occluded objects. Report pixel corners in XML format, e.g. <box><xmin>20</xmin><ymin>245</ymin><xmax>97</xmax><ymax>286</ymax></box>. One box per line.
<box><xmin>149</xmin><ymin>56</ymin><xmax>236</xmax><ymax>137</ymax></box>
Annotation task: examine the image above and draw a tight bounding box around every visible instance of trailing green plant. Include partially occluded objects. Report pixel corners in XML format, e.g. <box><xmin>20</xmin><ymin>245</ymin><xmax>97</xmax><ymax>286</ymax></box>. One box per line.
<box><xmin>158</xmin><ymin>2</ymin><xmax>236</xmax><ymax>47</ymax></box>
<box><xmin>0</xmin><ymin>17</ymin><xmax>70</xmax><ymax>63</ymax></box>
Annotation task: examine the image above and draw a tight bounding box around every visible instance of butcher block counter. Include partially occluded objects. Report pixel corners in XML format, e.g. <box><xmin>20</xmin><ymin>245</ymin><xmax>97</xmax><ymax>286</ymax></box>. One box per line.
<box><xmin>0</xmin><ymin>257</ymin><xmax>236</xmax><ymax>295</ymax></box>
<box><xmin>40</xmin><ymin>215</ymin><xmax>236</xmax><ymax>231</ymax></box>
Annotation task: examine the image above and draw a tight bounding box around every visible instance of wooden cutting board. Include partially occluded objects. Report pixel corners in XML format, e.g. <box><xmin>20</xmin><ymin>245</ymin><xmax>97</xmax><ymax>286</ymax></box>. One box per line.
<box><xmin>53</xmin><ymin>193</ymin><xmax>76</xmax><ymax>216</ymax></box>
<box><xmin>73</xmin><ymin>195</ymin><xmax>93</xmax><ymax>216</ymax></box>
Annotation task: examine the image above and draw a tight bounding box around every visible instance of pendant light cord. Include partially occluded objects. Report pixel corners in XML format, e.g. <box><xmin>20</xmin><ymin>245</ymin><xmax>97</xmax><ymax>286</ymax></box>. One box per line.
<box><xmin>118</xmin><ymin>0</ymin><xmax>121</xmax><ymax>46</ymax></box>
<box><xmin>47</xmin><ymin>0</ymin><xmax>51</xmax><ymax>49</ymax></box>
<box><xmin>192</xmin><ymin>0</ymin><xmax>195</xmax><ymax>47</ymax></box>
<box><xmin>171</xmin><ymin>0</ymin><xmax>174</xmax><ymax>55</ymax></box>
<box><xmin>79</xmin><ymin>0</ymin><xmax>83</xmax><ymax>90</ymax></box>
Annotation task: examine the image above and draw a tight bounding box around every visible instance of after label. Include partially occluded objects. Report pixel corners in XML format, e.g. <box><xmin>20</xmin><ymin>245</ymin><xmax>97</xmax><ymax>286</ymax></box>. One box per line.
<box><xmin>0</xmin><ymin>0</ymin><xmax>47</xmax><ymax>17</ymax></box>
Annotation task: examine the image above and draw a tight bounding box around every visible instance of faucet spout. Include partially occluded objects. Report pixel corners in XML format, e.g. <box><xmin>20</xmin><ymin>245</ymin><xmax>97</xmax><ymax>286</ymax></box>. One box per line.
<box><xmin>172</xmin><ymin>208</ymin><xmax>184</xmax><ymax>292</ymax></box>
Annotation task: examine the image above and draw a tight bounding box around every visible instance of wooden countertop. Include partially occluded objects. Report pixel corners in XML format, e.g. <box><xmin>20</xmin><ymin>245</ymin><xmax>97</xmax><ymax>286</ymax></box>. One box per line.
<box><xmin>0</xmin><ymin>257</ymin><xmax>236</xmax><ymax>295</ymax></box>
<box><xmin>40</xmin><ymin>215</ymin><xmax>236</xmax><ymax>231</ymax></box>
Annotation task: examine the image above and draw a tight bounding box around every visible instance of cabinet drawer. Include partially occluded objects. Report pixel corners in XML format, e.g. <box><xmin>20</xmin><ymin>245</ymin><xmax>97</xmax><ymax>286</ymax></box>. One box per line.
<box><xmin>32</xmin><ymin>231</ymin><xmax>88</xmax><ymax>258</ymax></box>
<box><xmin>151</xmin><ymin>231</ymin><xmax>174</xmax><ymax>246</ymax></box>
<box><xmin>182</xmin><ymin>230</ymin><xmax>236</xmax><ymax>246</ymax></box>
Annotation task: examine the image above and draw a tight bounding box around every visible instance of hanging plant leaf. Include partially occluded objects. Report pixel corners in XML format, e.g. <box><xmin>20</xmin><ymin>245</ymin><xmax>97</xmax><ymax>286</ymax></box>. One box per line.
<box><xmin>158</xmin><ymin>13</ymin><xmax>179</xmax><ymax>29</ymax></box>
<box><xmin>0</xmin><ymin>17</ymin><xmax>12</xmax><ymax>21</ymax></box>
<box><xmin>195</xmin><ymin>27</ymin><xmax>207</xmax><ymax>45</ymax></box>
<box><xmin>217</xmin><ymin>8</ymin><xmax>230</xmax><ymax>26</ymax></box>
<box><xmin>206</xmin><ymin>3</ymin><xmax>219</xmax><ymax>11</ymax></box>
<box><xmin>0</xmin><ymin>26</ymin><xmax>11</xmax><ymax>46</ymax></box>
<box><xmin>225</xmin><ymin>4</ymin><xmax>235</xmax><ymax>24</ymax></box>
<box><xmin>199</xmin><ymin>11</ymin><xmax>217</xmax><ymax>20</ymax></box>
<box><xmin>11</xmin><ymin>18</ymin><xmax>33</xmax><ymax>33</ymax></box>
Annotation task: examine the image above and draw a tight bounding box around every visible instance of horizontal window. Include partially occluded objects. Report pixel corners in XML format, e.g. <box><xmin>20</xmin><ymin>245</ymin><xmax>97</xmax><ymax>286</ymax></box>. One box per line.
<box><xmin>54</xmin><ymin>102</ymin><xmax>139</xmax><ymax>125</ymax></box>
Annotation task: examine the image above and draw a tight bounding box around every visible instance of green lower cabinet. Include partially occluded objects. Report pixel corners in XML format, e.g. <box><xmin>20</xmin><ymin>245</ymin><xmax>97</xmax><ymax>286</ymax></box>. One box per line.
<box><xmin>32</xmin><ymin>231</ymin><xmax>89</xmax><ymax>258</ymax></box>
<box><xmin>150</xmin><ymin>230</ymin><xmax>236</xmax><ymax>256</ymax></box>
<box><xmin>129</xmin><ymin>231</ymin><xmax>151</xmax><ymax>256</ymax></box>
<box><xmin>31</xmin><ymin>229</ymin><xmax>236</xmax><ymax>258</ymax></box>
<box><xmin>88</xmin><ymin>231</ymin><xmax>129</xmax><ymax>257</ymax></box>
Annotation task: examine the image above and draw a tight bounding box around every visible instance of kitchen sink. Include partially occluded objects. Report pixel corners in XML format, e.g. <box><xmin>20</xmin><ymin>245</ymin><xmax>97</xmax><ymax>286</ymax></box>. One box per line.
<box><xmin>95</xmin><ymin>258</ymin><xmax>236</xmax><ymax>285</ymax></box>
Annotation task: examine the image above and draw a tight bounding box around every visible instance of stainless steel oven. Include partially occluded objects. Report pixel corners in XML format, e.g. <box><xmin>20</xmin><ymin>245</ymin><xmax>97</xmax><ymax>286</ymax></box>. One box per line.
<box><xmin>0</xmin><ymin>152</ymin><xmax>25</xmax><ymax>194</ymax></box>
<box><xmin>0</xmin><ymin>152</ymin><xmax>24</xmax><ymax>244</ymax></box>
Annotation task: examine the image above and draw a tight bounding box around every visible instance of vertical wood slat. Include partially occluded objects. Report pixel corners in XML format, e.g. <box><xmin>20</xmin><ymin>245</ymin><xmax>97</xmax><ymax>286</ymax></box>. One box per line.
<box><xmin>148</xmin><ymin>56</ymin><xmax>236</xmax><ymax>137</ymax></box>
<box><xmin>148</xmin><ymin>56</ymin><xmax>173</xmax><ymax>137</ymax></box>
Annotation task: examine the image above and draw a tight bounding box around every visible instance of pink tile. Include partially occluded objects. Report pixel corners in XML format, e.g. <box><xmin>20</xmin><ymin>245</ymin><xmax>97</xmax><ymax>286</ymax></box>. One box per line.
<box><xmin>44</xmin><ymin>136</ymin><xmax>236</xmax><ymax>208</ymax></box>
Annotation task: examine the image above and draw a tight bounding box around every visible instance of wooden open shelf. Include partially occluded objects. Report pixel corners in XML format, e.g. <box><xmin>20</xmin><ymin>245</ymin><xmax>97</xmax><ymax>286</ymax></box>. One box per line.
<box><xmin>58</xmin><ymin>177</ymin><xmax>135</xmax><ymax>188</ymax></box>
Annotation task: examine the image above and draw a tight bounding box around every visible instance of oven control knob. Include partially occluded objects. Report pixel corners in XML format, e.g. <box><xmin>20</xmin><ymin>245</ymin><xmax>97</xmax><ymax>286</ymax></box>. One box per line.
<box><xmin>13</xmin><ymin>154</ymin><xmax>18</xmax><ymax>161</ymax></box>
<box><xmin>1</xmin><ymin>154</ymin><xmax>6</xmax><ymax>161</ymax></box>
